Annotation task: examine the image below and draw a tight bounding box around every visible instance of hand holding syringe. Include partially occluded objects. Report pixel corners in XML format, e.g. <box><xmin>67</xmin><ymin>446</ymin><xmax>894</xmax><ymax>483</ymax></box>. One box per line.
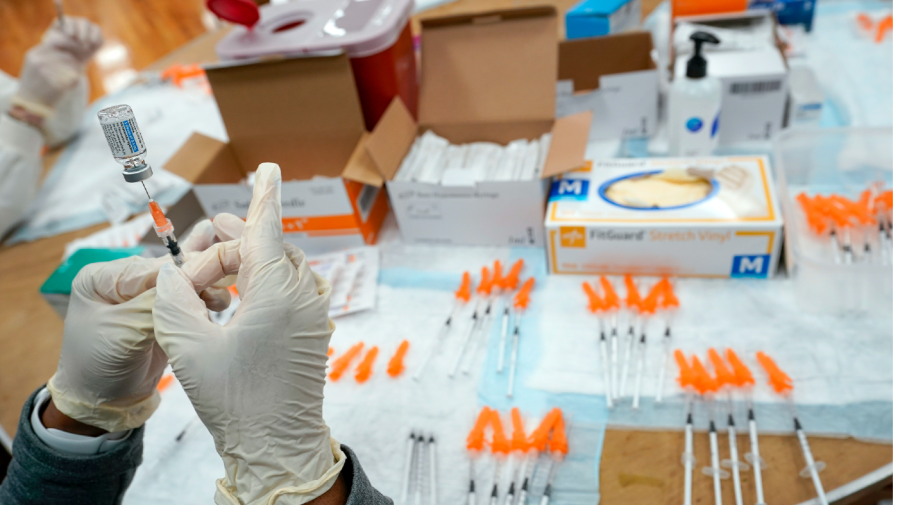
<box><xmin>98</xmin><ymin>104</ymin><xmax>185</xmax><ymax>267</ymax></box>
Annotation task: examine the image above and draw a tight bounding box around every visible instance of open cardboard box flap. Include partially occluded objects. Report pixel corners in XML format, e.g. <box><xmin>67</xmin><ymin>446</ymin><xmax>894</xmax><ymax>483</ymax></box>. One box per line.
<box><xmin>366</xmin><ymin>6</ymin><xmax>591</xmax><ymax>184</ymax></box>
<box><xmin>196</xmin><ymin>53</ymin><xmax>383</xmax><ymax>185</ymax></box>
<box><xmin>559</xmin><ymin>31</ymin><xmax>657</xmax><ymax>92</ymax></box>
<box><xmin>366</xmin><ymin>98</ymin><xmax>591</xmax><ymax>181</ymax></box>
<box><xmin>419</xmin><ymin>6</ymin><xmax>558</xmax><ymax>128</ymax></box>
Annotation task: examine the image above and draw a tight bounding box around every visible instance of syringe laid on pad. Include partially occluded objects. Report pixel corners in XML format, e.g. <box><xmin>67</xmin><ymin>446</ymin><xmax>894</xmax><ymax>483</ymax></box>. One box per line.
<box><xmin>98</xmin><ymin>104</ymin><xmax>184</xmax><ymax>268</ymax></box>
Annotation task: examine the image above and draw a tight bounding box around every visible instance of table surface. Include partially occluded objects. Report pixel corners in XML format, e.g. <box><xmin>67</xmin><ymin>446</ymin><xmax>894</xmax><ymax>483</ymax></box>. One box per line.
<box><xmin>0</xmin><ymin>1</ymin><xmax>891</xmax><ymax>504</ymax></box>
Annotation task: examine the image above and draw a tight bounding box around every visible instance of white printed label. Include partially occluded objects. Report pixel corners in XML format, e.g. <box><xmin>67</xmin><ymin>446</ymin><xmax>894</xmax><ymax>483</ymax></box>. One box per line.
<box><xmin>102</xmin><ymin>118</ymin><xmax>146</xmax><ymax>158</ymax></box>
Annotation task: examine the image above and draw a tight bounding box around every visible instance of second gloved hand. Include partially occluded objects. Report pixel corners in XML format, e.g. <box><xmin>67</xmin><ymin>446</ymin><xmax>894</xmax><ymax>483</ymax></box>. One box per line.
<box><xmin>13</xmin><ymin>17</ymin><xmax>103</xmax><ymax>115</ymax></box>
<box><xmin>47</xmin><ymin>220</ymin><xmax>232</xmax><ymax>433</ymax></box>
<box><xmin>154</xmin><ymin>163</ymin><xmax>344</xmax><ymax>505</ymax></box>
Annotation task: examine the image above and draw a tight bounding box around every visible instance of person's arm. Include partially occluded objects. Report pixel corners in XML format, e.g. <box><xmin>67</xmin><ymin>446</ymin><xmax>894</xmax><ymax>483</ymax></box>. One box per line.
<box><xmin>0</xmin><ymin>111</ymin><xmax>44</xmax><ymax>239</ymax></box>
<box><xmin>0</xmin><ymin>388</ymin><xmax>144</xmax><ymax>505</ymax></box>
<box><xmin>0</xmin><ymin>16</ymin><xmax>102</xmax><ymax>240</ymax></box>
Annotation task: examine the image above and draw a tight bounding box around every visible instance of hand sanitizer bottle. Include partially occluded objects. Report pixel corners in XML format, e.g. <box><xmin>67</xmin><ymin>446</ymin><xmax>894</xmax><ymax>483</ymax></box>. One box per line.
<box><xmin>669</xmin><ymin>31</ymin><xmax>721</xmax><ymax>157</ymax></box>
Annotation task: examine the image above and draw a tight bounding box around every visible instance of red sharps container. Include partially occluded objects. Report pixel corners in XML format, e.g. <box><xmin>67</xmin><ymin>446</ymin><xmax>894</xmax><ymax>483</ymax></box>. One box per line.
<box><xmin>215</xmin><ymin>0</ymin><xmax>418</xmax><ymax>130</ymax></box>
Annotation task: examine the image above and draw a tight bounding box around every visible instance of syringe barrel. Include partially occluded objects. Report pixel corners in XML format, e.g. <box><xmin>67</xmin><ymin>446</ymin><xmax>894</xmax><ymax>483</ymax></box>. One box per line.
<box><xmin>97</xmin><ymin>104</ymin><xmax>153</xmax><ymax>182</ymax></box>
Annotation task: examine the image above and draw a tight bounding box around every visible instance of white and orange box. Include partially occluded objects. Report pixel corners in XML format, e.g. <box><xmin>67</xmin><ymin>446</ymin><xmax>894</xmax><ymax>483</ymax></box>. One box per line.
<box><xmin>545</xmin><ymin>156</ymin><xmax>784</xmax><ymax>278</ymax></box>
<box><xmin>163</xmin><ymin>53</ymin><xmax>390</xmax><ymax>255</ymax></box>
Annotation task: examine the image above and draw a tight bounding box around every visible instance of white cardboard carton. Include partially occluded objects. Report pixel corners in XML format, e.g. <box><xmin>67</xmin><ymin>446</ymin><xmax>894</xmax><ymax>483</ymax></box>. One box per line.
<box><xmin>368</xmin><ymin>7</ymin><xmax>591</xmax><ymax>247</ymax></box>
<box><xmin>673</xmin><ymin>13</ymin><xmax>789</xmax><ymax>145</ymax></box>
<box><xmin>557</xmin><ymin>32</ymin><xmax>659</xmax><ymax>141</ymax></box>
<box><xmin>545</xmin><ymin>155</ymin><xmax>783</xmax><ymax>277</ymax></box>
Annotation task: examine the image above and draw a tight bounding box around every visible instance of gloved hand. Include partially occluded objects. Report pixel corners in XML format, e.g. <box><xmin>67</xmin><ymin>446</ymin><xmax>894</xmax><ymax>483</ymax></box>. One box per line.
<box><xmin>12</xmin><ymin>17</ymin><xmax>103</xmax><ymax>117</ymax></box>
<box><xmin>154</xmin><ymin>163</ymin><xmax>345</xmax><ymax>505</ymax></box>
<box><xmin>47</xmin><ymin>220</ymin><xmax>232</xmax><ymax>433</ymax></box>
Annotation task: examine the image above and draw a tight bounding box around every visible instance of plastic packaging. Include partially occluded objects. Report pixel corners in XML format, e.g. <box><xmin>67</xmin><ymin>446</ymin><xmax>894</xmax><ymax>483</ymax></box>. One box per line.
<box><xmin>668</xmin><ymin>32</ymin><xmax>721</xmax><ymax>157</ymax></box>
<box><xmin>773</xmin><ymin>127</ymin><xmax>893</xmax><ymax>315</ymax></box>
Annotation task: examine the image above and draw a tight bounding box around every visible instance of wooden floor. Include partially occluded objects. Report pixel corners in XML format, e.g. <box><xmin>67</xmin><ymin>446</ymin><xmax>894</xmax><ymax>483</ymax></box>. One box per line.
<box><xmin>0</xmin><ymin>0</ymin><xmax>213</xmax><ymax>101</ymax></box>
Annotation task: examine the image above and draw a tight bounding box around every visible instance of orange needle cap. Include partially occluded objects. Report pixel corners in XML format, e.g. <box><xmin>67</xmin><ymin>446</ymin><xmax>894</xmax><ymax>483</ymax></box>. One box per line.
<box><xmin>510</xmin><ymin>408</ymin><xmax>529</xmax><ymax>452</ymax></box>
<box><xmin>547</xmin><ymin>413</ymin><xmax>569</xmax><ymax>455</ymax></box>
<box><xmin>756</xmin><ymin>351</ymin><xmax>793</xmax><ymax>394</ymax></box>
<box><xmin>386</xmin><ymin>340</ymin><xmax>409</xmax><ymax>378</ymax></box>
<box><xmin>674</xmin><ymin>350</ymin><xmax>695</xmax><ymax>390</ymax></box>
<box><xmin>725</xmin><ymin>349</ymin><xmax>755</xmax><ymax>387</ymax></box>
<box><xmin>708</xmin><ymin>348</ymin><xmax>736</xmax><ymax>388</ymax></box>
<box><xmin>355</xmin><ymin>346</ymin><xmax>379</xmax><ymax>383</ymax></box>
<box><xmin>467</xmin><ymin>407</ymin><xmax>493</xmax><ymax>451</ymax></box>
<box><xmin>582</xmin><ymin>282</ymin><xmax>606</xmax><ymax>313</ymax></box>
<box><xmin>455</xmin><ymin>272</ymin><xmax>472</xmax><ymax>303</ymax></box>
<box><xmin>599</xmin><ymin>276</ymin><xmax>620</xmax><ymax>310</ymax></box>
<box><xmin>477</xmin><ymin>266</ymin><xmax>493</xmax><ymax>296</ymax></box>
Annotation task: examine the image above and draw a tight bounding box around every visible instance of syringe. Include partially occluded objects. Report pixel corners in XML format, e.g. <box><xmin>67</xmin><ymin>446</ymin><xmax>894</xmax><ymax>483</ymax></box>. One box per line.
<box><xmin>149</xmin><ymin>200</ymin><xmax>185</xmax><ymax>267</ymax></box>
<box><xmin>98</xmin><ymin>104</ymin><xmax>184</xmax><ymax>267</ymax></box>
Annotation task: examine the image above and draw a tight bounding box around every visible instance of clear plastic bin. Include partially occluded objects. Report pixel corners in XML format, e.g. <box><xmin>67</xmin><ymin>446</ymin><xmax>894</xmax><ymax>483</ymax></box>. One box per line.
<box><xmin>772</xmin><ymin>127</ymin><xmax>893</xmax><ymax>315</ymax></box>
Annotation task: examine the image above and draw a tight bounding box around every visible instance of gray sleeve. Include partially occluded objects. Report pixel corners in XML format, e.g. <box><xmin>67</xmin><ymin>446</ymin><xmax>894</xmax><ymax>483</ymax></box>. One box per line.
<box><xmin>340</xmin><ymin>445</ymin><xmax>393</xmax><ymax>505</ymax></box>
<box><xmin>0</xmin><ymin>388</ymin><xmax>143</xmax><ymax>505</ymax></box>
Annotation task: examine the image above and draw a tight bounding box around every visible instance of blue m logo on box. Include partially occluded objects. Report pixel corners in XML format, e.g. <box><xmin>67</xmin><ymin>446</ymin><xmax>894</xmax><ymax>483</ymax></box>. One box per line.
<box><xmin>731</xmin><ymin>255</ymin><xmax>771</xmax><ymax>278</ymax></box>
<box><xmin>549</xmin><ymin>179</ymin><xmax>589</xmax><ymax>201</ymax></box>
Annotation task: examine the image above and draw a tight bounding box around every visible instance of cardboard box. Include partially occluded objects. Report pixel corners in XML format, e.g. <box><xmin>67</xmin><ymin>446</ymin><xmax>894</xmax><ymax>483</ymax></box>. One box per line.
<box><xmin>163</xmin><ymin>53</ymin><xmax>390</xmax><ymax>255</ymax></box>
<box><xmin>365</xmin><ymin>7</ymin><xmax>591</xmax><ymax>247</ymax></box>
<box><xmin>557</xmin><ymin>32</ymin><xmax>658</xmax><ymax>141</ymax></box>
<box><xmin>565</xmin><ymin>0</ymin><xmax>642</xmax><ymax>39</ymax></box>
<box><xmin>545</xmin><ymin>155</ymin><xmax>783</xmax><ymax>278</ymax></box>
<box><xmin>673</xmin><ymin>12</ymin><xmax>789</xmax><ymax>145</ymax></box>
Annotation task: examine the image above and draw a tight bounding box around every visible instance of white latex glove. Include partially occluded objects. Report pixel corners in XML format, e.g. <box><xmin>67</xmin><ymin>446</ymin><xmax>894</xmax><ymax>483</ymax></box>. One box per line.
<box><xmin>47</xmin><ymin>220</ymin><xmax>231</xmax><ymax>433</ymax></box>
<box><xmin>154</xmin><ymin>163</ymin><xmax>345</xmax><ymax>505</ymax></box>
<box><xmin>13</xmin><ymin>17</ymin><xmax>103</xmax><ymax>116</ymax></box>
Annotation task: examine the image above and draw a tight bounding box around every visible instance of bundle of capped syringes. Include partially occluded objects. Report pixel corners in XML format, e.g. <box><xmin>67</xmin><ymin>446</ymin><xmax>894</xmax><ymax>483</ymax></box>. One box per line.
<box><xmin>394</xmin><ymin>131</ymin><xmax>553</xmax><ymax>183</ymax></box>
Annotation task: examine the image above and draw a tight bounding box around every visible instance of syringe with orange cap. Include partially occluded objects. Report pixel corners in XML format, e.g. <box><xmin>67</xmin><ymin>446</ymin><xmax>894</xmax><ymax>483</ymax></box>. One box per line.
<box><xmin>503</xmin><ymin>408</ymin><xmax>529</xmax><ymax>505</ymax></box>
<box><xmin>517</xmin><ymin>408</ymin><xmax>560</xmax><ymax>505</ymax></box>
<box><xmin>599</xmin><ymin>276</ymin><xmax>622</xmax><ymax>400</ymax></box>
<box><xmin>631</xmin><ymin>279</ymin><xmax>666</xmax><ymax>408</ymax></box>
<box><xmin>673</xmin><ymin>350</ymin><xmax>697</xmax><ymax>505</ymax></box>
<box><xmin>691</xmin><ymin>356</ymin><xmax>729</xmax><ymax>505</ymax></box>
<box><xmin>539</xmin><ymin>411</ymin><xmax>569</xmax><ymax>505</ymax></box>
<box><xmin>497</xmin><ymin>259</ymin><xmax>525</xmax><ymax>373</ymax></box>
<box><xmin>507</xmin><ymin>277</ymin><xmax>535</xmax><ymax>398</ymax></box>
<box><xmin>798</xmin><ymin>193</ymin><xmax>847</xmax><ymax>264</ymax></box>
<box><xmin>727</xmin><ymin>349</ymin><xmax>766</xmax><ymax>505</ymax></box>
<box><xmin>709</xmin><ymin>349</ymin><xmax>747</xmax><ymax>505</ymax></box>
<box><xmin>414</xmin><ymin>271</ymin><xmax>471</xmax><ymax>381</ymax></box>
<box><xmin>757</xmin><ymin>351</ymin><xmax>828</xmax><ymax>505</ymax></box>
<box><xmin>451</xmin><ymin>267</ymin><xmax>493</xmax><ymax>378</ymax></box>
<box><xmin>619</xmin><ymin>275</ymin><xmax>643</xmax><ymax>401</ymax></box>
<box><xmin>98</xmin><ymin>104</ymin><xmax>185</xmax><ymax>268</ymax></box>
<box><xmin>583</xmin><ymin>281</ymin><xmax>613</xmax><ymax>408</ymax></box>
<box><xmin>654</xmin><ymin>278</ymin><xmax>680</xmax><ymax>403</ymax></box>
<box><xmin>464</xmin><ymin>261</ymin><xmax>506</xmax><ymax>375</ymax></box>
<box><xmin>466</xmin><ymin>407</ymin><xmax>493</xmax><ymax>505</ymax></box>
<box><xmin>487</xmin><ymin>410</ymin><xmax>511</xmax><ymax>505</ymax></box>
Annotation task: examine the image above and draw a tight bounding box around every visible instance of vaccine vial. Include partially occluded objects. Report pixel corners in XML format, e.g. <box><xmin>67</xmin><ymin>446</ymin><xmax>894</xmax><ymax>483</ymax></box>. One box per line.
<box><xmin>97</xmin><ymin>104</ymin><xmax>153</xmax><ymax>182</ymax></box>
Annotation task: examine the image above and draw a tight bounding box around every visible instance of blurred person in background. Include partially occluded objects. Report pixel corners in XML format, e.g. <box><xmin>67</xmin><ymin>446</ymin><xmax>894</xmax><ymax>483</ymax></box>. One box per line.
<box><xmin>0</xmin><ymin>17</ymin><xmax>102</xmax><ymax>238</ymax></box>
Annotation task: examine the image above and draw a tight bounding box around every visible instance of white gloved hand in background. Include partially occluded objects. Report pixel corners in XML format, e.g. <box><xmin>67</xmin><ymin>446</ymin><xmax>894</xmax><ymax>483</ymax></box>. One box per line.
<box><xmin>154</xmin><ymin>163</ymin><xmax>345</xmax><ymax>505</ymax></box>
<box><xmin>12</xmin><ymin>17</ymin><xmax>102</xmax><ymax>117</ymax></box>
<box><xmin>47</xmin><ymin>220</ymin><xmax>232</xmax><ymax>433</ymax></box>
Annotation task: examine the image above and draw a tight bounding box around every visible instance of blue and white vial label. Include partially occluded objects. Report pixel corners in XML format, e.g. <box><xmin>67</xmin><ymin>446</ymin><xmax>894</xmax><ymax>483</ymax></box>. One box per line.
<box><xmin>101</xmin><ymin>117</ymin><xmax>146</xmax><ymax>160</ymax></box>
